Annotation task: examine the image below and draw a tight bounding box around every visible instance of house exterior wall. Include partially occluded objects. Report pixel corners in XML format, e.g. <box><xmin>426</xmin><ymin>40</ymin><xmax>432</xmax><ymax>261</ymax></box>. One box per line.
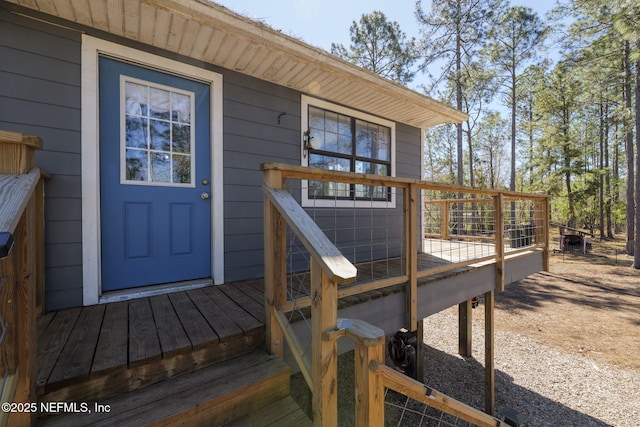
<box><xmin>0</xmin><ymin>8</ymin><xmax>423</xmax><ymax>310</ymax></box>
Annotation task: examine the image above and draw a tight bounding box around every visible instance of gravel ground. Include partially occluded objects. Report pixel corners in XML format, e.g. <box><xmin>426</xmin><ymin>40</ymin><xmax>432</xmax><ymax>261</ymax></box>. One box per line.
<box><xmin>421</xmin><ymin>307</ymin><xmax>640</xmax><ymax>427</ymax></box>
<box><xmin>291</xmin><ymin>306</ymin><xmax>640</xmax><ymax>426</ymax></box>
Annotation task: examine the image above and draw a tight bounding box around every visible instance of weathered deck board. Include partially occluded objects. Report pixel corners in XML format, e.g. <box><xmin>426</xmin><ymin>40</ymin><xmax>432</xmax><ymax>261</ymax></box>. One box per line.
<box><xmin>37</xmin><ymin>280</ymin><xmax>270</xmax><ymax>396</ymax></box>
<box><xmin>150</xmin><ymin>294</ymin><xmax>192</xmax><ymax>358</ymax></box>
<box><xmin>186</xmin><ymin>288</ymin><xmax>241</xmax><ymax>342</ymax></box>
<box><xmin>37</xmin><ymin>308</ymin><xmax>81</xmax><ymax>392</ymax></box>
<box><xmin>168</xmin><ymin>291</ymin><xmax>218</xmax><ymax>349</ymax></box>
<box><xmin>203</xmin><ymin>285</ymin><xmax>262</xmax><ymax>333</ymax></box>
<box><xmin>92</xmin><ymin>301</ymin><xmax>128</xmax><ymax>375</ymax></box>
<box><xmin>128</xmin><ymin>298</ymin><xmax>161</xmax><ymax>366</ymax></box>
<box><xmin>48</xmin><ymin>304</ymin><xmax>105</xmax><ymax>386</ymax></box>
<box><xmin>220</xmin><ymin>281</ymin><xmax>265</xmax><ymax>323</ymax></box>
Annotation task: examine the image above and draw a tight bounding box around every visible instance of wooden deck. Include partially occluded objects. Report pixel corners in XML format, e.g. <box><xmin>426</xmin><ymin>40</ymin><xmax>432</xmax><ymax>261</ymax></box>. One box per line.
<box><xmin>36</xmin><ymin>240</ymin><xmax>535</xmax><ymax>403</ymax></box>
<box><xmin>36</xmin><ymin>279</ymin><xmax>267</xmax><ymax>402</ymax></box>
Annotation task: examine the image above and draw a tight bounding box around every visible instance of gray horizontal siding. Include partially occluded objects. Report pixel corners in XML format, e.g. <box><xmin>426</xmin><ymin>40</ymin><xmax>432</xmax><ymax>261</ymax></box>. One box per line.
<box><xmin>1</xmin><ymin>7</ymin><xmax>425</xmax><ymax>309</ymax></box>
<box><xmin>0</xmin><ymin>9</ymin><xmax>83</xmax><ymax>311</ymax></box>
<box><xmin>222</xmin><ymin>71</ymin><xmax>301</xmax><ymax>281</ymax></box>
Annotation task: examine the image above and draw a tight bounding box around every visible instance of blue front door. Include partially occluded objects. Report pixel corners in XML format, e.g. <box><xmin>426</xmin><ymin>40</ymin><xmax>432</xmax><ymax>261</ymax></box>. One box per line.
<box><xmin>99</xmin><ymin>57</ymin><xmax>212</xmax><ymax>292</ymax></box>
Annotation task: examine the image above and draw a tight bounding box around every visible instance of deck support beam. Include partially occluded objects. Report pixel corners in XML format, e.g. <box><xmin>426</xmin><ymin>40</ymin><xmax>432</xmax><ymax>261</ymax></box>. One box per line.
<box><xmin>484</xmin><ymin>290</ymin><xmax>495</xmax><ymax>415</ymax></box>
<box><xmin>458</xmin><ymin>300</ymin><xmax>472</xmax><ymax>357</ymax></box>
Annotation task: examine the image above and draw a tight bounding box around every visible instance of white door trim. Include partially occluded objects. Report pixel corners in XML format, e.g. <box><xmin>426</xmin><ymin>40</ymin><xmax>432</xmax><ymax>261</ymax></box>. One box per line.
<box><xmin>81</xmin><ymin>35</ymin><xmax>224</xmax><ymax>305</ymax></box>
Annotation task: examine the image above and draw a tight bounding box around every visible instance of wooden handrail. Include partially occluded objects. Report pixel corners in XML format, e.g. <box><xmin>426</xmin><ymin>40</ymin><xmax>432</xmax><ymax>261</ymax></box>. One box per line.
<box><xmin>262</xmin><ymin>163</ymin><xmax>550</xmax><ymax>200</ymax></box>
<box><xmin>263</xmin><ymin>185</ymin><xmax>357</xmax><ymax>285</ymax></box>
<box><xmin>0</xmin><ymin>169</ymin><xmax>41</xmax><ymax>244</ymax></box>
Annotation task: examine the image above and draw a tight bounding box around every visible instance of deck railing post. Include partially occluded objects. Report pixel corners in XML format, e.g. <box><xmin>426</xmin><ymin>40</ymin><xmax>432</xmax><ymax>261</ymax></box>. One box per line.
<box><xmin>441</xmin><ymin>200</ymin><xmax>449</xmax><ymax>240</ymax></box>
<box><xmin>263</xmin><ymin>169</ymin><xmax>286</xmax><ymax>358</ymax></box>
<box><xmin>310</xmin><ymin>258</ymin><xmax>338</xmax><ymax>426</ymax></box>
<box><xmin>351</xmin><ymin>327</ymin><xmax>385</xmax><ymax>427</ymax></box>
<box><xmin>494</xmin><ymin>193</ymin><xmax>505</xmax><ymax>292</ymax></box>
<box><xmin>541</xmin><ymin>198</ymin><xmax>550</xmax><ymax>271</ymax></box>
<box><xmin>404</xmin><ymin>183</ymin><xmax>418</xmax><ymax>332</ymax></box>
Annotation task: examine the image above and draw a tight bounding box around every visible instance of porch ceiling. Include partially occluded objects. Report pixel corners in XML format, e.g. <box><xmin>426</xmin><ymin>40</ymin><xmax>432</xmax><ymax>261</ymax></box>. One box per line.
<box><xmin>6</xmin><ymin>0</ymin><xmax>468</xmax><ymax>129</ymax></box>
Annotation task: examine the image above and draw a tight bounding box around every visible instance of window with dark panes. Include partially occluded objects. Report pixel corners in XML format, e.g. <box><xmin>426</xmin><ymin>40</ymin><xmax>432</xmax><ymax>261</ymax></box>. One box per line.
<box><xmin>307</xmin><ymin>105</ymin><xmax>392</xmax><ymax>201</ymax></box>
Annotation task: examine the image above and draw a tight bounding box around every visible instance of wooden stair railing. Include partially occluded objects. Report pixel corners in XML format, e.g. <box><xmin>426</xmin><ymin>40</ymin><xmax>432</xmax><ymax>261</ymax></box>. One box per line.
<box><xmin>263</xmin><ymin>173</ymin><xmax>357</xmax><ymax>426</ymax></box>
<box><xmin>262</xmin><ymin>163</ymin><xmax>549</xmax><ymax>426</ymax></box>
<box><xmin>0</xmin><ymin>131</ymin><xmax>46</xmax><ymax>427</ymax></box>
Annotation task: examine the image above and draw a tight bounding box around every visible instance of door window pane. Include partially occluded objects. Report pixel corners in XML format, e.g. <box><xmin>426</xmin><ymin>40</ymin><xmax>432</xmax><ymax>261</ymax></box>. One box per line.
<box><xmin>122</xmin><ymin>77</ymin><xmax>195</xmax><ymax>186</ymax></box>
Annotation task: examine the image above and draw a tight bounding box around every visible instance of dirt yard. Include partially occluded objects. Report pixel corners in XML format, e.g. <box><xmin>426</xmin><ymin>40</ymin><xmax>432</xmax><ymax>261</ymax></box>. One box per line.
<box><xmin>496</xmin><ymin>237</ymin><xmax>640</xmax><ymax>371</ymax></box>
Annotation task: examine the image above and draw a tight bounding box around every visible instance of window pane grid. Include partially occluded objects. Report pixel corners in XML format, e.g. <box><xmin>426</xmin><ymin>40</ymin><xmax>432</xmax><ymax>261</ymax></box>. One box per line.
<box><xmin>123</xmin><ymin>78</ymin><xmax>194</xmax><ymax>186</ymax></box>
<box><xmin>307</xmin><ymin>105</ymin><xmax>391</xmax><ymax>201</ymax></box>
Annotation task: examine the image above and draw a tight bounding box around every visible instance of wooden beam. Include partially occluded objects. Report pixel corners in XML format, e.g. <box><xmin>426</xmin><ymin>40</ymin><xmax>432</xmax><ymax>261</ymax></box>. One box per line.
<box><xmin>310</xmin><ymin>259</ymin><xmax>338</xmax><ymax>427</ymax></box>
<box><xmin>404</xmin><ymin>183</ymin><xmax>418</xmax><ymax>331</ymax></box>
<box><xmin>458</xmin><ymin>300</ymin><xmax>472</xmax><ymax>357</ymax></box>
<box><xmin>484</xmin><ymin>290</ymin><xmax>495</xmax><ymax>416</ymax></box>
<box><xmin>415</xmin><ymin>319</ymin><xmax>424</xmax><ymax>382</ymax></box>
<box><xmin>274</xmin><ymin>308</ymin><xmax>312</xmax><ymax>388</ymax></box>
<box><xmin>263</xmin><ymin>169</ymin><xmax>286</xmax><ymax>358</ymax></box>
<box><xmin>441</xmin><ymin>201</ymin><xmax>449</xmax><ymax>240</ymax></box>
<box><xmin>262</xmin><ymin>163</ymin><xmax>551</xmax><ymax>200</ymax></box>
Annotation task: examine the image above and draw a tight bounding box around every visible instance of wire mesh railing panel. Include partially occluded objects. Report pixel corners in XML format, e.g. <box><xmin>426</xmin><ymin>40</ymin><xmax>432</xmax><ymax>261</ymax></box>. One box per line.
<box><xmin>384</xmin><ymin>389</ymin><xmax>477</xmax><ymax>427</ymax></box>
<box><xmin>286</xmin><ymin>179</ymin><xmax>406</xmax><ymax>290</ymax></box>
<box><xmin>503</xmin><ymin>198</ymin><xmax>546</xmax><ymax>252</ymax></box>
<box><xmin>421</xmin><ymin>190</ymin><xmax>497</xmax><ymax>272</ymax></box>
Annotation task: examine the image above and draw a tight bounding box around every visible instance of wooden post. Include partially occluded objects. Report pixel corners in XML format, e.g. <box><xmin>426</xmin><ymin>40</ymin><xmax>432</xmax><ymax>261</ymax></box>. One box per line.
<box><xmin>311</xmin><ymin>258</ymin><xmax>338</xmax><ymax>427</ymax></box>
<box><xmin>494</xmin><ymin>193</ymin><xmax>505</xmax><ymax>292</ymax></box>
<box><xmin>543</xmin><ymin>198</ymin><xmax>550</xmax><ymax>272</ymax></box>
<box><xmin>263</xmin><ymin>169</ymin><xmax>286</xmax><ymax>358</ymax></box>
<box><xmin>458</xmin><ymin>300</ymin><xmax>472</xmax><ymax>357</ymax></box>
<box><xmin>10</xmin><ymin>203</ymin><xmax>37</xmax><ymax>426</ymax></box>
<box><xmin>404</xmin><ymin>184</ymin><xmax>418</xmax><ymax>331</ymax></box>
<box><xmin>441</xmin><ymin>201</ymin><xmax>449</xmax><ymax>240</ymax></box>
<box><xmin>415</xmin><ymin>318</ymin><xmax>424</xmax><ymax>382</ymax></box>
<box><xmin>0</xmin><ymin>131</ymin><xmax>42</xmax><ymax>174</ymax></box>
<box><xmin>348</xmin><ymin>321</ymin><xmax>385</xmax><ymax>427</ymax></box>
<box><xmin>35</xmin><ymin>178</ymin><xmax>45</xmax><ymax>314</ymax></box>
<box><xmin>484</xmin><ymin>290</ymin><xmax>495</xmax><ymax>415</ymax></box>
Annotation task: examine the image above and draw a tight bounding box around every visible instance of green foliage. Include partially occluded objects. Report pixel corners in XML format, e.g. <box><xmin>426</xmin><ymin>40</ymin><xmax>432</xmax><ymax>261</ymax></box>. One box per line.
<box><xmin>330</xmin><ymin>11</ymin><xmax>417</xmax><ymax>85</ymax></box>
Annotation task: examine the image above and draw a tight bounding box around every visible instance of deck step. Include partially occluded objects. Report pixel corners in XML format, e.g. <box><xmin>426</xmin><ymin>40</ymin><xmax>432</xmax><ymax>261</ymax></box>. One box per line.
<box><xmin>226</xmin><ymin>395</ymin><xmax>311</xmax><ymax>427</ymax></box>
<box><xmin>39</xmin><ymin>351</ymin><xmax>291</xmax><ymax>427</ymax></box>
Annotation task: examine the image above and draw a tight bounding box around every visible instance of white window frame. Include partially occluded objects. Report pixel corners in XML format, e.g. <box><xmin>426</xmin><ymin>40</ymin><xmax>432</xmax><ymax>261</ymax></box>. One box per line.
<box><xmin>81</xmin><ymin>35</ymin><xmax>224</xmax><ymax>306</ymax></box>
<box><xmin>300</xmin><ymin>95</ymin><xmax>396</xmax><ymax>208</ymax></box>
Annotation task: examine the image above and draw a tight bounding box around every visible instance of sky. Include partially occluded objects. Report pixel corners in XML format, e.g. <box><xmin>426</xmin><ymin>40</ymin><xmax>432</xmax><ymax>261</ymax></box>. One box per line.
<box><xmin>214</xmin><ymin>0</ymin><xmax>562</xmax><ymax>92</ymax></box>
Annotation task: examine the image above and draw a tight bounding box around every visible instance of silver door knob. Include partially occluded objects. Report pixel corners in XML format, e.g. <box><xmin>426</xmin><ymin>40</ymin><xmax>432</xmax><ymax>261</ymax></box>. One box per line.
<box><xmin>201</xmin><ymin>192</ymin><xmax>210</xmax><ymax>200</ymax></box>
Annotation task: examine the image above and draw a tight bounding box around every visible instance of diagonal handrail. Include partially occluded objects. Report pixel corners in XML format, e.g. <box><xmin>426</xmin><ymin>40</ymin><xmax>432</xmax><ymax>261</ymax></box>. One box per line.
<box><xmin>263</xmin><ymin>185</ymin><xmax>357</xmax><ymax>285</ymax></box>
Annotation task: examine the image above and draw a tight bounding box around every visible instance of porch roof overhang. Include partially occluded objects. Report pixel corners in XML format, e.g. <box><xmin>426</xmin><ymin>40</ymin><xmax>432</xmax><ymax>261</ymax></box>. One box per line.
<box><xmin>6</xmin><ymin>0</ymin><xmax>468</xmax><ymax>129</ymax></box>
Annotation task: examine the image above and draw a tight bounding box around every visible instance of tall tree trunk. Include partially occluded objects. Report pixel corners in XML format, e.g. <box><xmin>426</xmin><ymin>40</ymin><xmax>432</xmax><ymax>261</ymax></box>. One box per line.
<box><xmin>633</xmin><ymin>53</ymin><xmax>640</xmax><ymax>268</ymax></box>
<box><xmin>599</xmin><ymin>100</ymin><xmax>605</xmax><ymax>240</ymax></box>
<box><xmin>623</xmin><ymin>41</ymin><xmax>635</xmax><ymax>254</ymax></box>
<box><xmin>455</xmin><ymin>16</ymin><xmax>464</xmax><ymax>236</ymax></box>
<box><xmin>614</xmin><ymin>123</ymin><xmax>621</xmax><ymax>233</ymax></box>
<box><xmin>605</xmin><ymin>102</ymin><xmax>613</xmax><ymax>239</ymax></box>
